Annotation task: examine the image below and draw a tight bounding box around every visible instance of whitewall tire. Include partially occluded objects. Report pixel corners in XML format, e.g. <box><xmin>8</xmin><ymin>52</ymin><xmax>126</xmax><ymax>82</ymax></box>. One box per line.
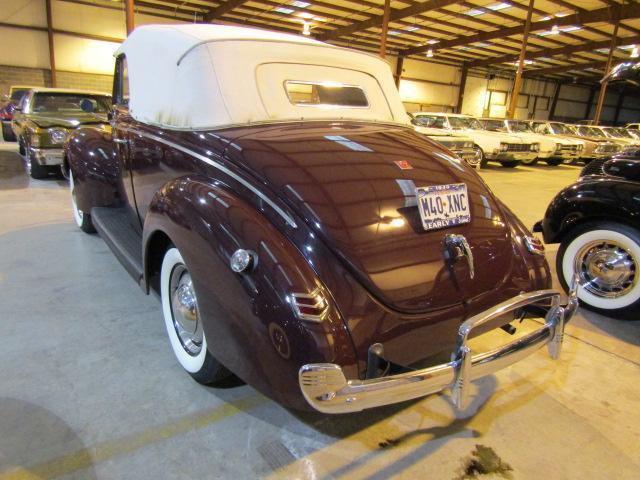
<box><xmin>160</xmin><ymin>247</ymin><xmax>230</xmax><ymax>384</ymax></box>
<box><xmin>557</xmin><ymin>223</ymin><xmax>640</xmax><ymax>317</ymax></box>
<box><xmin>69</xmin><ymin>171</ymin><xmax>95</xmax><ymax>233</ymax></box>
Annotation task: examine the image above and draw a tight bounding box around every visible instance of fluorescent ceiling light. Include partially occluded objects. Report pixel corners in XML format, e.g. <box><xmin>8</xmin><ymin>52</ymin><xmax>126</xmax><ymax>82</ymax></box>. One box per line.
<box><xmin>291</xmin><ymin>1</ymin><xmax>310</xmax><ymax>7</ymax></box>
<box><xmin>560</xmin><ymin>25</ymin><xmax>581</xmax><ymax>32</ymax></box>
<box><xmin>511</xmin><ymin>59</ymin><xmax>534</xmax><ymax>66</ymax></box>
<box><xmin>388</xmin><ymin>30</ymin><xmax>401</xmax><ymax>35</ymax></box>
<box><xmin>465</xmin><ymin>9</ymin><xmax>484</xmax><ymax>16</ymax></box>
<box><xmin>404</xmin><ymin>26</ymin><xmax>420</xmax><ymax>32</ymax></box>
<box><xmin>487</xmin><ymin>2</ymin><xmax>511</xmax><ymax>11</ymax></box>
<box><xmin>554</xmin><ymin>11</ymin><xmax>571</xmax><ymax>17</ymax></box>
<box><xmin>473</xmin><ymin>42</ymin><xmax>490</xmax><ymax>47</ymax></box>
<box><xmin>275</xmin><ymin>7</ymin><xmax>294</xmax><ymax>14</ymax></box>
<box><xmin>427</xmin><ymin>39</ymin><xmax>440</xmax><ymax>44</ymax></box>
<box><xmin>297</xmin><ymin>11</ymin><xmax>314</xmax><ymax>19</ymax></box>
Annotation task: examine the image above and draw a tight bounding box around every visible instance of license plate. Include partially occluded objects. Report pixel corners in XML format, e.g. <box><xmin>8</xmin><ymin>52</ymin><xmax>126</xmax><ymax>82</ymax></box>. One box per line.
<box><xmin>416</xmin><ymin>183</ymin><xmax>471</xmax><ymax>231</ymax></box>
<box><xmin>44</xmin><ymin>152</ymin><xmax>62</xmax><ymax>165</ymax></box>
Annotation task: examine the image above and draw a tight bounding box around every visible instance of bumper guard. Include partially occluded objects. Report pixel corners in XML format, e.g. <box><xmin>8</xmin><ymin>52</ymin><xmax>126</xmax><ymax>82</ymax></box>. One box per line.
<box><xmin>299</xmin><ymin>281</ymin><xmax>579</xmax><ymax>414</ymax></box>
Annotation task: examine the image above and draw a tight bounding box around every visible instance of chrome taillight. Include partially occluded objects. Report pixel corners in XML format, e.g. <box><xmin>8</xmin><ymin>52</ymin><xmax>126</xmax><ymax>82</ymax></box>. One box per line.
<box><xmin>524</xmin><ymin>236</ymin><xmax>545</xmax><ymax>255</ymax></box>
<box><xmin>290</xmin><ymin>288</ymin><xmax>329</xmax><ymax>322</ymax></box>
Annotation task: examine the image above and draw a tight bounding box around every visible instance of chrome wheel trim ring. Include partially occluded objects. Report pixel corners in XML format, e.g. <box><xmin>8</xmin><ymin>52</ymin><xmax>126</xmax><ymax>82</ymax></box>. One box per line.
<box><xmin>574</xmin><ymin>239</ymin><xmax>637</xmax><ymax>299</ymax></box>
<box><xmin>168</xmin><ymin>264</ymin><xmax>203</xmax><ymax>356</ymax></box>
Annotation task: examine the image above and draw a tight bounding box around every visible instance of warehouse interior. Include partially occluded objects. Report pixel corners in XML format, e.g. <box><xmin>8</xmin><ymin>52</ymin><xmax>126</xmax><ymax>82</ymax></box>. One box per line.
<box><xmin>1</xmin><ymin>1</ymin><xmax>639</xmax><ymax>479</ymax></box>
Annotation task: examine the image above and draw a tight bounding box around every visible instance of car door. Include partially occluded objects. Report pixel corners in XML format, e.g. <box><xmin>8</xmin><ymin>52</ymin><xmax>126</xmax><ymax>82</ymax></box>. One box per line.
<box><xmin>111</xmin><ymin>54</ymin><xmax>142</xmax><ymax>233</ymax></box>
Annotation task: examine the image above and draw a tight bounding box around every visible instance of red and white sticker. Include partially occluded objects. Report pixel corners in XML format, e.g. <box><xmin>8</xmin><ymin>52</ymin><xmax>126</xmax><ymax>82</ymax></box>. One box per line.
<box><xmin>394</xmin><ymin>160</ymin><xmax>413</xmax><ymax>170</ymax></box>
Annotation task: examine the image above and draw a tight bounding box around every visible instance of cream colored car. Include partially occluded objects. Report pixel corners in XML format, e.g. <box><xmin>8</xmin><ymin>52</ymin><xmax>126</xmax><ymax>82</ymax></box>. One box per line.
<box><xmin>410</xmin><ymin>114</ymin><xmax>481</xmax><ymax>167</ymax></box>
<box><xmin>480</xmin><ymin>118</ymin><xmax>583</xmax><ymax>166</ymax></box>
<box><xmin>413</xmin><ymin>113</ymin><xmax>538</xmax><ymax>167</ymax></box>
<box><xmin>532</xmin><ymin>121</ymin><xmax>619</xmax><ymax>163</ymax></box>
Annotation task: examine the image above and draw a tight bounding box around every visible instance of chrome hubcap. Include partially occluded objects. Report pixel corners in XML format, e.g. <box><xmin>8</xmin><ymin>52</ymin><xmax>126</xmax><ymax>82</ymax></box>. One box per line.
<box><xmin>575</xmin><ymin>240</ymin><xmax>637</xmax><ymax>298</ymax></box>
<box><xmin>169</xmin><ymin>265</ymin><xmax>203</xmax><ymax>355</ymax></box>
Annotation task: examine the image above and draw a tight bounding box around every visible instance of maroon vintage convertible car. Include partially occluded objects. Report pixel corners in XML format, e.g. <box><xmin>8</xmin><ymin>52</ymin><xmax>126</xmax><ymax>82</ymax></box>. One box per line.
<box><xmin>66</xmin><ymin>24</ymin><xmax>577</xmax><ymax>413</ymax></box>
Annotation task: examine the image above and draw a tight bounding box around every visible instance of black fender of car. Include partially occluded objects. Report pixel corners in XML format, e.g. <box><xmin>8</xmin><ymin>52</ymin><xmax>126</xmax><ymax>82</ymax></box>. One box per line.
<box><xmin>141</xmin><ymin>175</ymin><xmax>359</xmax><ymax>409</ymax></box>
<box><xmin>537</xmin><ymin>177</ymin><xmax>640</xmax><ymax>244</ymax></box>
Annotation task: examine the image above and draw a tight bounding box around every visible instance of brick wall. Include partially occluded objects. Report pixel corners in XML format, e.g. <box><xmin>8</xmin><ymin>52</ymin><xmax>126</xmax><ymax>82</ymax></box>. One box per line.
<box><xmin>0</xmin><ymin>65</ymin><xmax>112</xmax><ymax>97</ymax></box>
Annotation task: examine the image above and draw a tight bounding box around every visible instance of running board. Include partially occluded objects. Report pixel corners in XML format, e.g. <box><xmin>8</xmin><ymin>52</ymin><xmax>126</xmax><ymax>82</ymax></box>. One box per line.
<box><xmin>91</xmin><ymin>207</ymin><xmax>144</xmax><ymax>288</ymax></box>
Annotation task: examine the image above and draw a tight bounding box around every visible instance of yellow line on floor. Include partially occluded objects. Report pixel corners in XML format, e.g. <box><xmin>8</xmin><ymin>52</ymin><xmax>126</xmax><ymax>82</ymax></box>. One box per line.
<box><xmin>0</xmin><ymin>394</ymin><xmax>266</xmax><ymax>480</ymax></box>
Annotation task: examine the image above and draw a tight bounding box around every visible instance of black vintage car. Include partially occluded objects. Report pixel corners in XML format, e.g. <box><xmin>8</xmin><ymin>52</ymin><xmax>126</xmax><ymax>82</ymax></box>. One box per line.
<box><xmin>534</xmin><ymin>61</ymin><xmax>640</xmax><ymax>318</ymax></box>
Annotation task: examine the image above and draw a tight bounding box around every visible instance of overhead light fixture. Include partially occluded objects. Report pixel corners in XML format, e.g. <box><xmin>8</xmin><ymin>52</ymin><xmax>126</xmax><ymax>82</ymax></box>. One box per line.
<box><xmin>465</xmin><ymin>9</ymin><xmax>484</xmax><ymax>16</ymax></box>
<box><xmin>427</xmin><ymin>48</ymin><xmax>434</xmax><ymax>57</ymax></box>
<box><xmin>427</xmin><ymin>39</ymin><xmax>440</xmax><ymax>44</ymax></box>
<box><xmin>302</xmin><ymin>21</ymin><xmax>311</xmax><ymax>36</ymax></box>
<box><xmin>551</xmin><ymin>24</ymin><xmax>559</xmax><ymax>34</ymax></box>
<box><xmin>487</xmin><ymin>2</ymin><xmax>511</xmax><ymax>11</ymax></box>
<box><xmin>297</xmin><ymin>11</ymin><xmax>314</xmax><ymax>19</ymax></box>
<box><xmin>561</xmin><ymin>25</ymin><xmax>581</xmax><ymax>32</ymax></box>
<box><xmin>388</xmin><ymin>30</ymin><xmax>401</xmax><ymax>35</ymax></box>
<box><xmin>632</xmin><ymin>46</ymin><xmax>639</xmax><ymax>58</ymax></box>
<box><xmin>291</xmin><ymin>0</ymin><xmax>310</xmax><ymax>7</ymax></box>
<box><xmin>275</xmin><ymin>7</ymin><xmax>294</xmax><ymax>14</ymax></box>
<box><xmin>404</xmin><ymin>26</ymin><xmax>420</xmax><ymax>32</ymax></box>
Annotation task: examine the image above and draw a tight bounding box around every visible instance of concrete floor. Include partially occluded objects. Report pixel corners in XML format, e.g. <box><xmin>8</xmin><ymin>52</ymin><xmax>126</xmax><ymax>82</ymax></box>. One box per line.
<box><xmin>0</xmin><ymin>143</ymin><xmax>638</xmax><ymax>480</ymax></box>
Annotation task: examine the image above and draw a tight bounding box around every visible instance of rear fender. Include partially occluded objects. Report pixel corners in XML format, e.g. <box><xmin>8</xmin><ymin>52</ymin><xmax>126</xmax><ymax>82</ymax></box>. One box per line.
<box><xmin>142</xmin><ymin>176</ymin><xmax>358</xmax><ymax>409</ymax></box>
<box><xmin>65</xmin><ymin>127</ymin><xmax>123</xmax><ymax>212</ymax></box>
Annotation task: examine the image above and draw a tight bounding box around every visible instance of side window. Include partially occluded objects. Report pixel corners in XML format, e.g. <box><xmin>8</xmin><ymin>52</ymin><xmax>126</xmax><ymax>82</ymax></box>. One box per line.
<box><xmin>113</xmin><ymin>55</ymin><xmax>130</xmax><ymax>106</ymax></box>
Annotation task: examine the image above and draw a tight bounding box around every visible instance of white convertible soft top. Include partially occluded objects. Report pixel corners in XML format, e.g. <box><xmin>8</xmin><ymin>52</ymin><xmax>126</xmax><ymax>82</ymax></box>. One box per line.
<box><xmin>115</xmin><ymin>24</ymin><xmax>407</xmax><ymax>130</ymax></box>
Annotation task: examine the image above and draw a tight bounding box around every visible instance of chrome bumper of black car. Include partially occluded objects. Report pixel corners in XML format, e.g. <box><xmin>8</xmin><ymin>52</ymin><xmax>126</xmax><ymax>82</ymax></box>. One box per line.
<box><xmin>299</xmin><ymin>283</ymin><xmax>579</xmax><ymax>414</ymax></box>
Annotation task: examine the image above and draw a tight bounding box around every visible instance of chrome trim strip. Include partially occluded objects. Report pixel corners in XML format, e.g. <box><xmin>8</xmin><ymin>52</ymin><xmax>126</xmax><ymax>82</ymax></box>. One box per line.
<box><xmin>299</xmin><ymin>288</ymin><xmax>578</xmax><ymax>414</ymax></box>
<box><xmin>123</xmin><ymin>128</ymin><xmax>297</xmax><ymax>228</ymax></box>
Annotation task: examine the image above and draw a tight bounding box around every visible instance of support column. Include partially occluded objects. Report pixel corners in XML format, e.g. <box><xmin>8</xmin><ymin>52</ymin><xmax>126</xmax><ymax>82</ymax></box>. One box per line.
<box><xmin>394</xmin><ymin>56</ymin><xmax>404</xmax><ymax>88</ymax></box>
<box><xmin>125</xmin><ymin>0</ymin><xmax>135</xmax><ymax>35</ymax></box>
<box><xmin>379</xmin><ymin>0</ymin><xmax>391</xmax><ymax>58</ymax></box>
<box><xmin>45</xmin><ymin>0</ymin><xmax>56</xmax><ymax>87</ymax></box>
<box><xmin>549</xmin><ymin>81</ymin><xmax>562</xmax><ymax>120</ymax></box>
<box><xmin>506</xmin><ymin>0</ymin><xmax>535</xmax><ymax>118</ymax></box>
<box><xmin>593</xmin><ymin>17</ymin><xmax>621</xmax><ymax>124</ymax></box>
<box><xmin>456</xmin><ymin>62</ymin><xmax>468</xmax><ymax>113</ymax></box>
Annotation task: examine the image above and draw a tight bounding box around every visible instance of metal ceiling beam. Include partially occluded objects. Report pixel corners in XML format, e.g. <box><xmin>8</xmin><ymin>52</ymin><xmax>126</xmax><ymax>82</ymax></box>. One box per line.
<box><xmin>204</xmin><ymin>0</ymin><xmax>251</xmax><ymax>22</ymax></box>
<box><xmin>470</xmin><ymin>34</ymin><xmax>640</xmax><ymax>68</ymax></box>
<box><xmin>317</xmin><ymin>0</ymin><xmax>459</xmax><ymax>42</ymax></box>
<box><xmin>403</xmin><ymin>3</ymin><xmax>640</xmax><ymax>56</ymax></box>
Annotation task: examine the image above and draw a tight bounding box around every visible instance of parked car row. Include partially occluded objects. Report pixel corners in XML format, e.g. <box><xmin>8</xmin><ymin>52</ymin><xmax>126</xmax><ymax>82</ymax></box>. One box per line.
<box><xmin>408</xmin><ymin>112</ymin><xmax>634</xmax><ymax>168</ymax></box>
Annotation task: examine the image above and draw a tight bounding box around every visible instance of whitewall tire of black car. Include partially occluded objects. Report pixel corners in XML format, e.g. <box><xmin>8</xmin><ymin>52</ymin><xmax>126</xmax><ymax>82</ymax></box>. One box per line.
<box><xmin>69</xmin><ymin>170</ymin><xmax>95</xmax><ymax>233</ymax></box>
<box><xmin>558</xmin><ymin>223</ymin><xmax>640</xmax><ymax>316</ymax></box>
<box><xmin>161</xmin><ymin>247</ymin><xmax>231</xmax><ymax>384</ymax></box>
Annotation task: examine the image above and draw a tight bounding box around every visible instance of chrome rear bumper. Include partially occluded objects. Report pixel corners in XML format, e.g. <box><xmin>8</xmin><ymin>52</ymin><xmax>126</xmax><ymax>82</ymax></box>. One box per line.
<box><xmin>299</xmin><ymin>283</ymin><xmax>579</xmax><ymax>414</ymax></box>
